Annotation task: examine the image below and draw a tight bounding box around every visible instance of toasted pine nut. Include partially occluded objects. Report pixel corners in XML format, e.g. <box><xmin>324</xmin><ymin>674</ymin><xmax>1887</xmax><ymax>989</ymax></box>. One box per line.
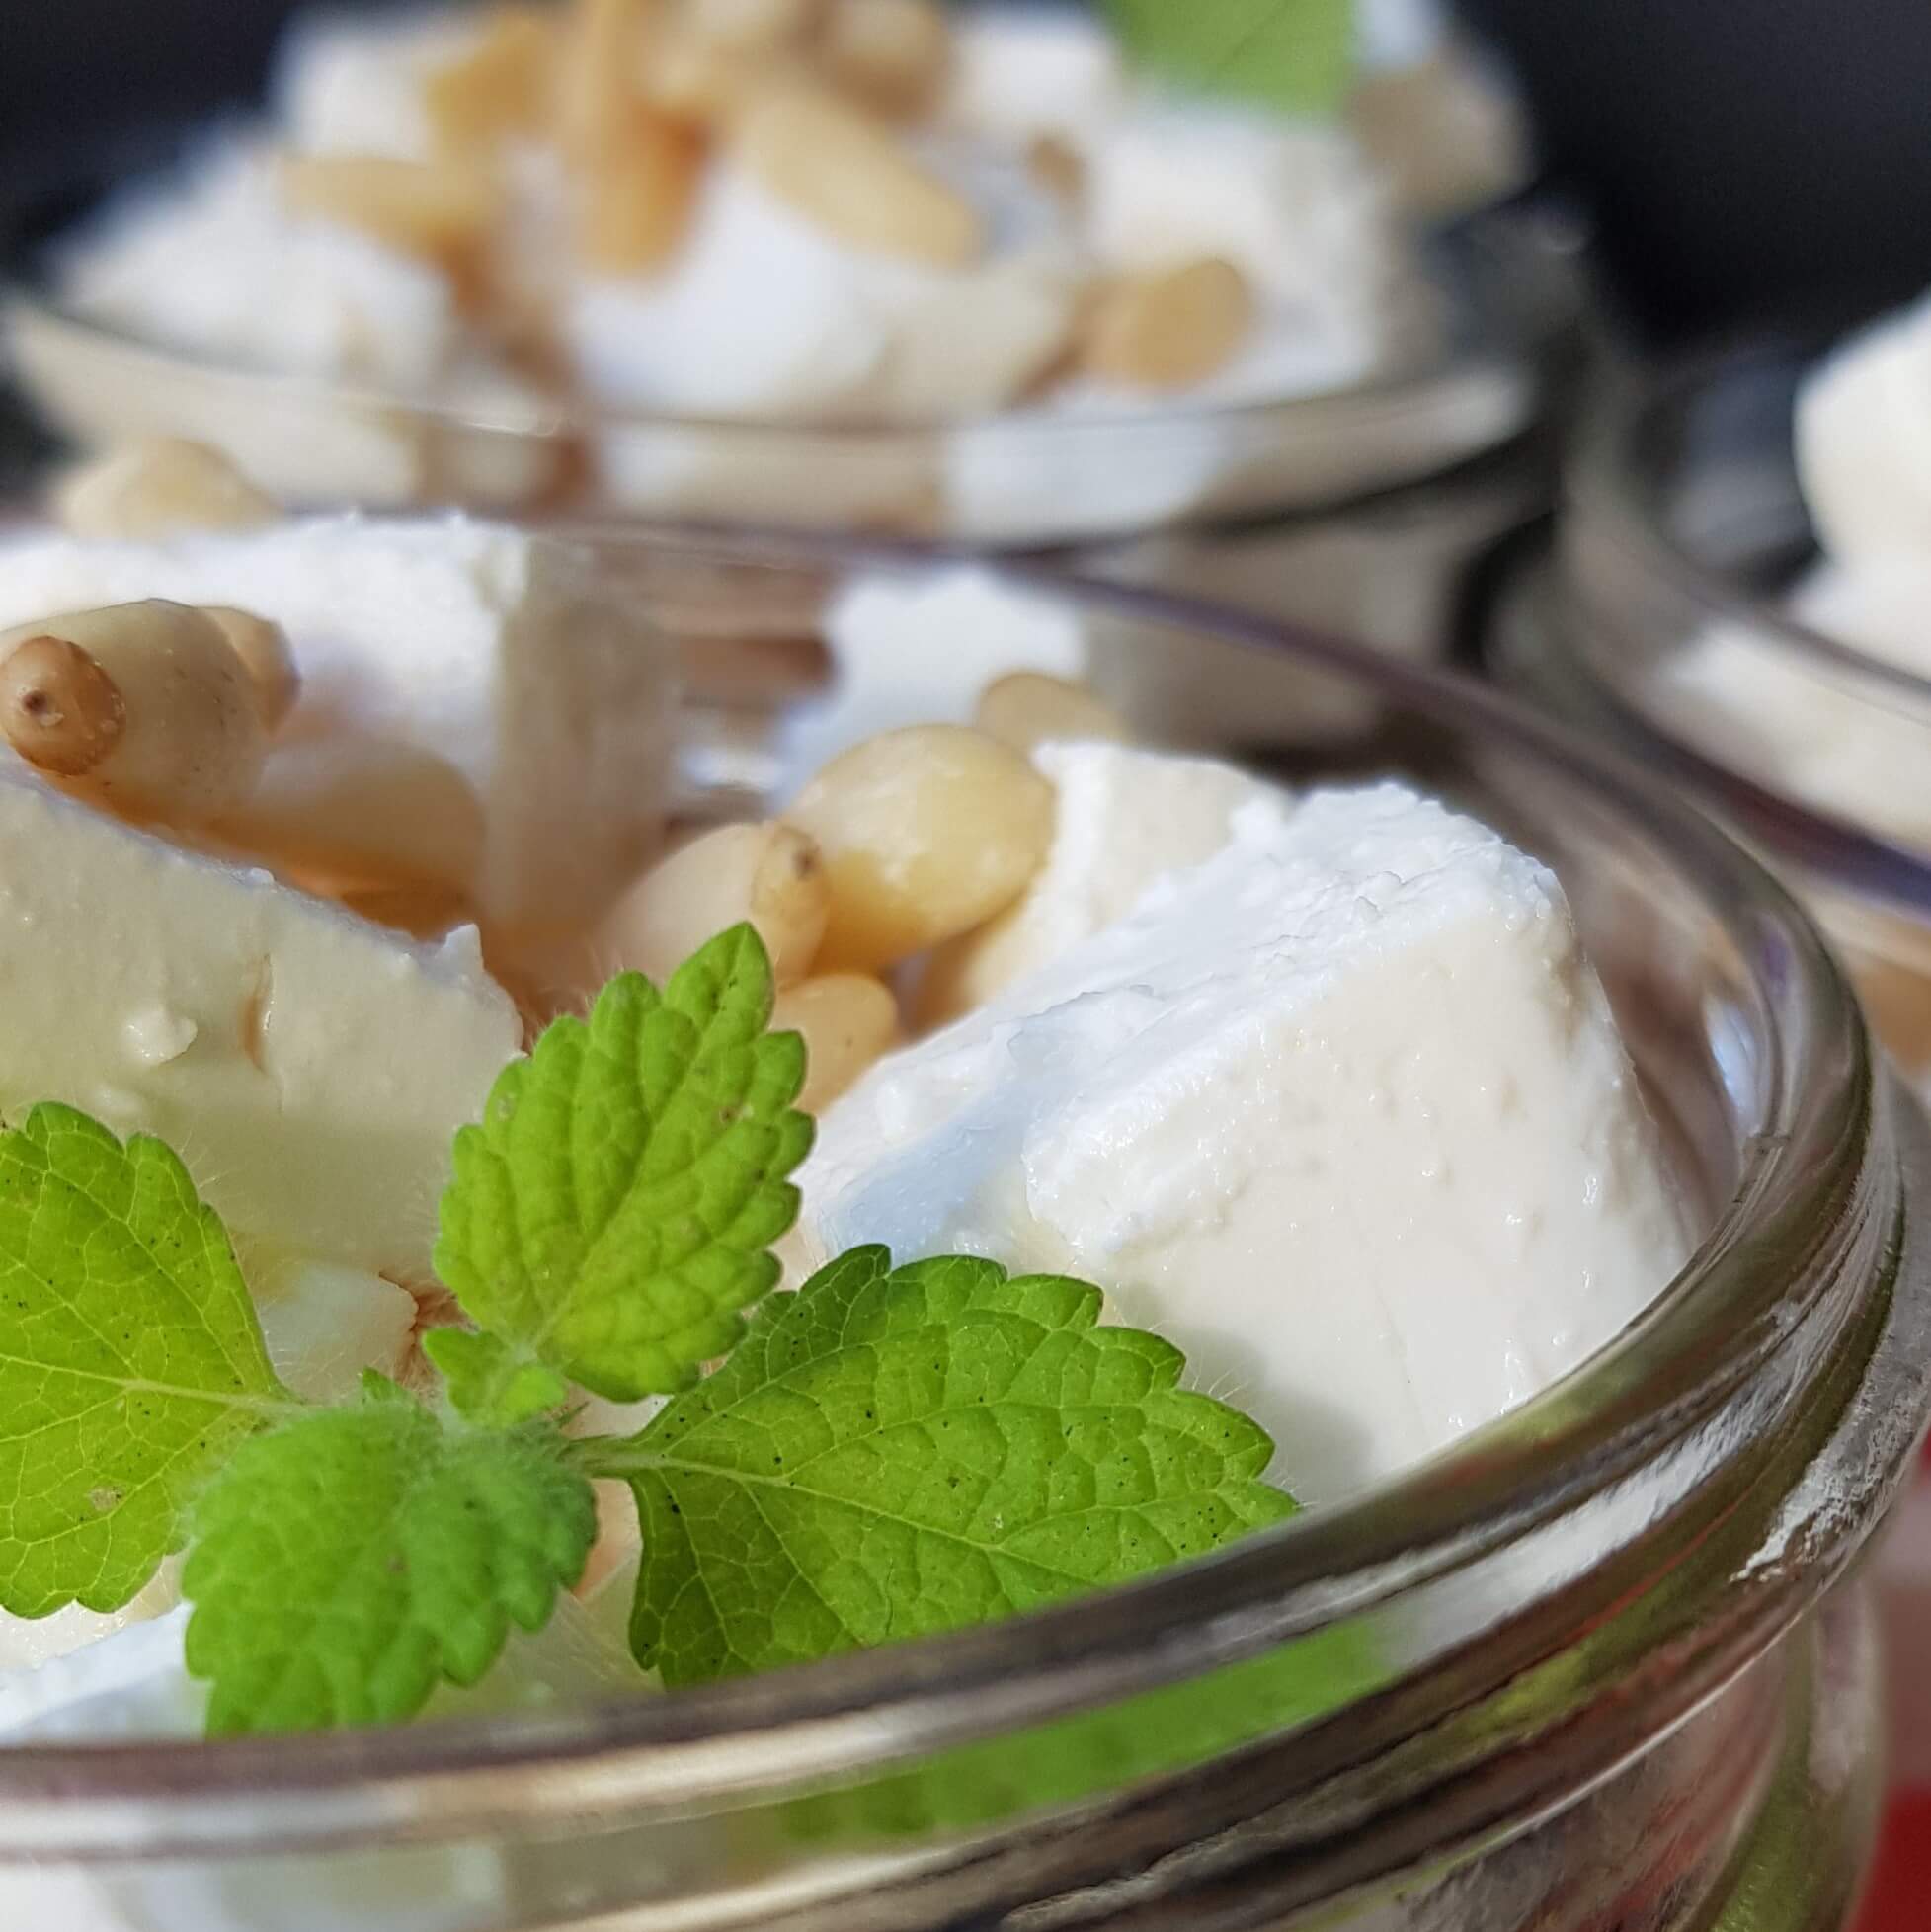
<box><xmin>820</xmin><ymin>0</ymin><xmax>950</xmax><ymax>118</ymax></box>
<box><xmin>975</xmin><ymin>671</ymin><xmax>1132</xmax><ymax>754</ymax></box>
<box><xmin>0</xmin><ymin>603</ymin><xmax>266</xmax><ymax>825</ymax></box>
<box><xmin>425</xmin><ymin>6</ymin><xmax>558</xmax><ymax>154</ymax></box>
<box><xmin>785</xmin><ymin>724</ymin><xmax>1052</xmax><ymax>970</ymax></box>
<box><xmin>0</xmin><ymin>635</ymin><xmax>125</xmax><ymax>777</ymax></box>
<box><xmin>772</xmin><ymin>971</ymin><xmax>898</xmax><ymax>1111</ymax></box>
<box><xmin>1082</xmin><ymin>256</ymin><xmax>1255</xmax><ymax>392</ymax></box>
<box><xmin>557</xmin><ymin>0</ymin><xmax>656</xmax><ymax>161</ymax></box>
<box><xmin>576</xmin><ymin>103</ymin><xmax>704</xmax><ymax>271</ymax></box>
<box><xmin>279</xmin><ymin>155</ymin><xmax>502</xmax><ymax>276</ymax></box>
<box><xmin>51</xmin><ymin>439</ymin><xmax>277</xmax><ymax>541</ymax></box>
<box><xmin>200</xmin><ymin>607</ymin><xmax>300</xmax><ymax>732</ymax></box>
<box><xmin>1026</xmin><ymin>133</ymin><xmax>1086</xmax><ymax>203</ymax></box>
<box><xmin>599</xmin><ymin>820</ymin><xmax>831</xmax><ymax>985</ymax></box>
<box><xmin>736</xmin><ymin>86</ymin><xmax>983</xmax><ymax>267</ymax></box>
<box><xmin>685</xmin><ymin>0</ymin><xmax>824</xmax><ymax>53</ymax></box>
<box><xmin>215</xmin><ymin>739</ymin><xmax>485</xmax><ymax>900</ymax></box>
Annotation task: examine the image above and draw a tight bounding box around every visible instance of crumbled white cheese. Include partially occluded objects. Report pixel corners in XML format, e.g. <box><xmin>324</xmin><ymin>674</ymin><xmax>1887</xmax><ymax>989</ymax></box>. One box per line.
<box><xmin>1085</xmin><ymin>100</ymin><xmax>1406</xmax><ymax>392</ymax></box>
<box><xmin>60</xmin><ymin>141</ymin><xmax>455</xmax><ymax>394</ymax></box>
<box><xmin>1796</xmin><ymin>289</ymin><xmax>1931</xmax><ymax>566</ymax></box>
<box><xmin>942</xmin><ymin>6</ymin><xmax>1127</xmax><ymax>152</ymax></box>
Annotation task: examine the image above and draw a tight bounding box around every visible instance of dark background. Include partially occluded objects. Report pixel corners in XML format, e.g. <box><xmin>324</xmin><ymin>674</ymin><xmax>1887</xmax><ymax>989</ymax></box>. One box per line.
<box><xmin>5</xmin><ymin>0</ymin><xmax>1931</xmax><ymax>345</ymax></box>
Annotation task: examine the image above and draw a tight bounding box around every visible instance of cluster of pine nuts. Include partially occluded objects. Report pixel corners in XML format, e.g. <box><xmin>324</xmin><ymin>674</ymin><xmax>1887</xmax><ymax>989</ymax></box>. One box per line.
<box><xmin>598</xmin><ymin>670</ymin><xmax>1129</xmax><ymax>1109</ymax></box>
<box><xmin>263</xmin><ymin>0</ymin><xmax>1254</xmax><ymax>394</ymax></box>
<box><xmin>23</xmin><ymin>438</ymin><xmax>1144</xmax><ymax>1118</ymax></box>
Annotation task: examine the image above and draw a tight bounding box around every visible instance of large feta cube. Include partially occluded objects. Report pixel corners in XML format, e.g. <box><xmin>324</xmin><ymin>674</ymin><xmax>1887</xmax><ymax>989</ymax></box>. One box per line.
<box><xmin>0</xmin><ymin>765</ymin><xmax>520</xmax><ymax>1284</ymax></box>
<box><xmin>799</xmin><ymin>782</ymin><xmax>1686</xmax><ymax>1503</ymax></box>
<box><xmin>0</xmin><ymin>517</ymin><xmax>673</xmax><ymax>930</ymax></box>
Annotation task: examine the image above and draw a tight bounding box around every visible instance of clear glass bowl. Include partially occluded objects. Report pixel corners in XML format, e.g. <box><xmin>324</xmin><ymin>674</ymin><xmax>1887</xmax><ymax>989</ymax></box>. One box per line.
<box><xmin>1491</xmin><ymin>343</ymin><xmax>1931</xmax><ymax>1088</ymax></box>
<box><xmin>0</xmin><ymin>193</ymin><xmax>1573</xmax><ymax>551</ymax></box>
<box><xmin>2</xmin><ymin>538</ymin><xmax>1926</xmax><ymax>1932</ymax></box>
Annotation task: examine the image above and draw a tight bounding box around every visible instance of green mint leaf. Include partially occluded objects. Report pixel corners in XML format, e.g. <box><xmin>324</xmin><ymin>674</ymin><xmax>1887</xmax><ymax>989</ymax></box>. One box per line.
<box><xmin>0</xmin><ymin>1103</ymin><xmax>296</xmax><ymax>1620</ymax></box>
<box><xmin>423</xmin><ymin>1328</ymin><xmax>570</xmax><ymax>1425</ymax></box>
<box><xmin>435</xmin><ymin>926</ymin><xmax>812</xmax><ymax>1406</ymax></box>
<box><xmin>595</xmin><ymin>1248</ymin><xmax>1296</xmax><ymax>1685</ymax></box>
<box><xmin>1103</xmin><ymin>0</ymin><xmax>1356</xmax><ymax>117</ymax></box>
<box><xmin>183</xmin><ymin>1386</ymin><xmax>597</xmax><ymax>1734</ymax></box>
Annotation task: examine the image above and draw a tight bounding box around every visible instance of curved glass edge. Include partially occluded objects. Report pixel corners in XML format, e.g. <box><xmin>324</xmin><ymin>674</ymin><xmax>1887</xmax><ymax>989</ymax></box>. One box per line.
<box><xmin>1</xmin><ymin>294</ymin><xmax>1539</xmax><ymax>545</ymax></box>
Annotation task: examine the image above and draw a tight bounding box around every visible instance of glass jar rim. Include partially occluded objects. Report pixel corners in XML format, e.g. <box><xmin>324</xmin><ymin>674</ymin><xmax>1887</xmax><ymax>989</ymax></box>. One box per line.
<box><xmin>4</xmin><ymin>283</ymin><xmax>1531</xmax><ymax>468</ymax></box>
<box><xmin>0</xmin><ymin>542</ymin><xmax>1882</xmax><ymax>1844</ymax></box>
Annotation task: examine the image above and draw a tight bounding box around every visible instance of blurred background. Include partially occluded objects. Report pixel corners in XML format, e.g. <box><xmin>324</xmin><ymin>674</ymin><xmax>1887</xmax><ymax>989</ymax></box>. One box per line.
<box><xmin>8</xmin><ymin>0</ymin><xmax>1931</xmax><ymax>343</ymax></box>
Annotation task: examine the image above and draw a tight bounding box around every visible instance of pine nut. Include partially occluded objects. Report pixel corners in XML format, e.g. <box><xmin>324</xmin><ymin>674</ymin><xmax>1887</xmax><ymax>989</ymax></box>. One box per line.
<box><xmin>557</xmin><ymin>0</ymin><xmax>657</xmax><ymax>161</ymax></box>
<box><xmin>785</xmin><ymin>724</ymin><xmax>1052</xmax><ymax>970</ymax></box>
<box><xmin>51</xmin><ymin>439</ymin><xmax>277</xmax><ymax>541</ymax></box>
<box><xmin>279</xmin><ymin>155</ymin><xmax>502</xmax><ymax>277</ymax></box>
<box><xmin>820</xmin><ymin>0</ymin><xmax>950</xmax><ymax>119</ymax></box>
<box><xmin>424</xmin><ymin>6</ymin><xmax>558</xmax><ymax>155</ymax></box>
<box><xmin>1026</xmin><ymin>133</ymin><xmax>1086</xmax><ymax>203</ymax></box>
<box><xmin>1082</xmin><ymin>256</ymin><xmax>1255</xmax><ymax>391</ymax></box>
<box><xmin>200</xmin><ymin>607</ymin><xmax>300</xmax><ymax>732</ymax></box>
<box><xmin>576</xmin><ymin>103</ymin><xmax>704</xmax><ymax>271</ymax></box>
<box><xmin>686</xmin><ymin>0</ymin><xmax>824</xmax><ymax>54</ymax></box>
<box><xmin>0</xmin><ymin>635</ymin><xmax>125</xmax><ymax>778</ymax></box>
<box><xmin>975</xmin><ymin>671</ymin><xmax>1131</xmax><ymax>754</ymax></box>
<box><xmin>215</xmin><ymin>739</ymin><xmax>485</xmax><ymax>901</ymax></box>
<box><xmin>0</xmin><ymin>603</ymin><xmax>266</xmax><ymax>825</ymax></box>
<box><xmin>598</xmin><ymin>820</ymin><xmax>831</xmax><ymax>985</ymax></box>
<box><xmin>772</xmin><ymin>971</ymin><xmax>898</xmax><ymax>1110</ymax></box>
<box><xmin>736</xmin><ymin>85</ymin><xmax>982</xmax><ymax>266</ymax></box>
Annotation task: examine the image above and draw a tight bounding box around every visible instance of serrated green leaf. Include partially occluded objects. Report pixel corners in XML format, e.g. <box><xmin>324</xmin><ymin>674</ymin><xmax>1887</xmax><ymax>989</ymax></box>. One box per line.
<box><xmin>593</xmin><ymin>1248</ymin><xmax>1297</xmax><ymax>1685</ymax></box>
<box><xmin>423</xmin><ymin>1328</ymin><xmax>570</xmax><ymax>1425</ymax></box>
<box><xmin>0</xmin><ymin>1103</ymin><xmax>297</xmax><ymax>1620</ymax></box>
<box><xmin>183</xmin><ymin>1390</ymin><xmax>596</xmax><ymax>1734</ymax></box>
<box><xmin>1104</xmin><ymin>0</ymin><xmax>1356</xmax><ymax>117</ymax></box>
<box><xmin>435</xmin><ymin>927</ymin><xmax>812</xmax><ymax>1407</ymax></box>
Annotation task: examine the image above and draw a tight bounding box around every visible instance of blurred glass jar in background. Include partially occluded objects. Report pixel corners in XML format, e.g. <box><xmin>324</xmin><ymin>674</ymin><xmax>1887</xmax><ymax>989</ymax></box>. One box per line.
<box><xmin>2</xmin><ymin>0</ymin><xmax>1579</xmax><ymax>663</ymax></box>
<box><xmin>1491</xmin><ymin>343</ymin><xmax>1931</xmax><ymax>1095</ymax></box>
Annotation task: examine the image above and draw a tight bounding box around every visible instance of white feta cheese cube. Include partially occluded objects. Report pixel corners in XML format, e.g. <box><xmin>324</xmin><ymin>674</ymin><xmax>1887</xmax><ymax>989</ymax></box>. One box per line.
<box><xmin>566</xmin><ymin>167</ymin><xmax>898</xmax><ymax>423</ymax></box>
<box><xmin>0</xmin><ymin>765</ymin><xmax>521</xmax><ymax>1283</ymax></box>
<box><xmin>799</xmin><ymin>782</ymin><xmax>1686</xmax><ymax>1503</ymax></box>
<box><xmin>0</xmin><ymin>517</ymin><xmax>674</xmax><ymax>929</ymax></box>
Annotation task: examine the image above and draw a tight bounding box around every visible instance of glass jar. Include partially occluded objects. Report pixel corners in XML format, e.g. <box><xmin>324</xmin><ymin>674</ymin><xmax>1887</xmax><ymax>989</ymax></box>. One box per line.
<box><xmin>2</xmin><ymin>153</ymin><xmax>1583</xmax><ymax>655</ymax></box>
<box><xmin>0</xmin><ymin>542</ymin><xmax>1924</xmax><ymax>1932</ymax></box>
<box><xmin>1492</xmin><ymin>343</ymin><xmax>1931</xmax><ymax>1093</ymax></box>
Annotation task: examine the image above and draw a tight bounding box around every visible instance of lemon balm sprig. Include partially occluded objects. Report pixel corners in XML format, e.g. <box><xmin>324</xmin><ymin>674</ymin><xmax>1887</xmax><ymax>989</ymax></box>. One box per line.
<box><xmin>0</xmin><ymin>926</ymin><xmax>1296</xmax><ymax>1734</ymax></box>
